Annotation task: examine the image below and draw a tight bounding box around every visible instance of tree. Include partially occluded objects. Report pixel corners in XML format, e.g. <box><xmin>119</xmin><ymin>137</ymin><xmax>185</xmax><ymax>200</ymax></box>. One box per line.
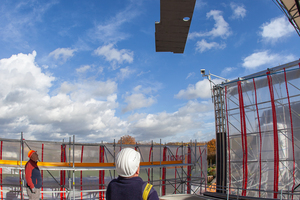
<box><xmin>207</xmin><ymin>138</ymin><xmax>216</xmax><ymax>155</ymax></box>
<box><xmin>117</xmin><ymin>135</ymin><xmax>136</xmax><ymax>145</ymax></box>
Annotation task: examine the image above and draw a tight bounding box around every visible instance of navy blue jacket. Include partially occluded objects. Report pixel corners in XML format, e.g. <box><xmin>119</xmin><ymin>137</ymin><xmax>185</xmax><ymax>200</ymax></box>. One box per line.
<box><xmin>106</xmin><ymin>176</ymin><xmax>159</xmax><ymax>200</ymax></box>
<box><xmin>25</xmin><ymin>159</ymin><xmax>42</xmax><ymax>189</ymax></box>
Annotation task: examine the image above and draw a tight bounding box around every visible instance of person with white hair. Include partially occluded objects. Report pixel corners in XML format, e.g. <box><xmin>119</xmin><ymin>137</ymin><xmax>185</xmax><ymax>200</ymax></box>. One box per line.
<box><xmin>106</xmin><ymin>148</ymin><xmax>159</xmax><ymax>200</ymax></box>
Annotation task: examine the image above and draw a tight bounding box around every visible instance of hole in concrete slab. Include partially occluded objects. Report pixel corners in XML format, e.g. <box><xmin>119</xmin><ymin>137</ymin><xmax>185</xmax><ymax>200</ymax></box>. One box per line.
<box><xmin>183</xmin><ymin>17</ymin><xmax>190</xmax><ymax>21</ymax></box>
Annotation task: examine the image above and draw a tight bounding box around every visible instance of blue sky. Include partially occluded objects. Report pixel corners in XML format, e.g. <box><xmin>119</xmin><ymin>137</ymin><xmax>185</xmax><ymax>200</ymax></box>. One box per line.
<box><xmin>0</xmin><ymin>0</ymin><xmax>299</xmax><ymax>143</ymax></box>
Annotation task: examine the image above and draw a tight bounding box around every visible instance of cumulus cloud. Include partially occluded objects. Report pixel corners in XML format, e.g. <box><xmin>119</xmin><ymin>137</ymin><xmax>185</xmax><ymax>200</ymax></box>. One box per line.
<box><xmin>230</xmin><ymin>3</ymin><xmax>246</xmax><ymax>19</ymax></box>
<box><xmin>129</xmin><ymin>100</ymin><xmax>214</xmax><ymax>141</ymax></box>
<box><xmin>175</xmin><ymin>79</ymin><xmax>213</xmax><ymax>100</ymax></box>
<box><xmin>122</xmin><ymin>93</ymin><xmax>156</xmax><ymax>113</ymax></box>
<box><xmin>49</xmin><ymin>48</ymin><xmax>77</xmax><ymax>63</ymax></box>
<box><xmin>195</xmin><ymin>39</ymin><xmax>226</xmax><ymax>53</ymax></box>
<box><xmin>189</xmin><ymin>10</ymin><xmax>231</xmax><ymax>39</ymax></box>
<box><xmin>242</xmin><ymin>50</ymin><xmax>296</xmax><ymax>69</ymax></box>
<box><xmin>260</xmin><ymin>16</ymin><xmax>294</xmax><ymax>41</ymax></box>
<box><xmin>0</xmin><ymin>51</ymin><xmax>128</xmax><ymax>142</ymax></box>
<box><xmin>94</xmin><ymin>44</ymin><xmax>133</xmax><ymax>70</ymax></box>
<box><xmin>0</xmin><ymin>51</ymin><xmax>215</xmax><ymax>143</ymax></box>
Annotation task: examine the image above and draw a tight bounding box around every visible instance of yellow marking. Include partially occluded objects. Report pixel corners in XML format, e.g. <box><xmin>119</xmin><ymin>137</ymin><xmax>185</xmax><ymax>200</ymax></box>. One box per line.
<box><xmin>0</xmin><ymin>160</ymin><xmax>183</xmax><ymax>167</ymax></box>
<box><xmin>142</xmin><ymin>183</ymin><xmax>153</xmax><ymax>200</ymax></box>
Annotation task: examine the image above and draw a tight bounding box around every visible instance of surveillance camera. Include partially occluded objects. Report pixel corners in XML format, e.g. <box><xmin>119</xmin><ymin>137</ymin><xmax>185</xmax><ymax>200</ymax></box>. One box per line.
<box><xmin>200</xmin><ymin>69</ymin><xmax>205</xmax><ymax>75</ymax></box>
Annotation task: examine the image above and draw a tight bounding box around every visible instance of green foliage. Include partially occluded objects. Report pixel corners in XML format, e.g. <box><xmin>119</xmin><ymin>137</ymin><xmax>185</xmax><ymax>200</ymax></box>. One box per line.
<box><xmin>207</xmin><ymin>166</ymin><xmax>216</xmax><ymax>177</ymax></box>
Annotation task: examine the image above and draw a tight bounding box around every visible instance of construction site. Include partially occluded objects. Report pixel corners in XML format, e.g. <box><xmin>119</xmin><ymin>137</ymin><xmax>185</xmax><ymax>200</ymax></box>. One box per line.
<box><xmin>1</xmin><ymin>0</ymin><xmax>300</xmax><ymax>199</ymax></box>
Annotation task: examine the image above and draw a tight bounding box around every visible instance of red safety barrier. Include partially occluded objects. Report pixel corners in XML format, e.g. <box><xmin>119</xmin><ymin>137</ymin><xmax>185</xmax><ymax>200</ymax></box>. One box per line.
<box><xmin>80</xmin><ymin>145</ymin><xmax>84</xmax><ymax>200</ymax></box>
<box><xmin>253</xmin><ymin>79</ymin><xmax>262</xmax><ymax>197</ymax></box>
<box><xmin>60</xmin><ymin>145</ymin><xmax>66</xmax><ymax>200</ymax></box>
<box><xmin>41</xmin><ymin>144</ymin><xmax>44</xmax><ymax>200</ymax></box>
<box><xmin>267</xmin><ymin>72</ymin><xmax>279</xmax><ymax>199</ymax></box>
<box><xmin>162</xmin><ymin>147</ymin><xmax>167</xmax><ymax>195</ymax></box>
<box><xmin>187</xmin><ymin>146</ymin><xmax>191</xmax><ymax>194</ymax></box>
<box><xmin>0</xmin><ymin>141</ymin><xmax>2</xmax><ymax>200</ymax></box>
<box><xmin>99</xmin><ymin>146</ymin><xmax>105</xmax><ymax>200</ymax></box>
<box><xmin>238</xmin><ymin>81</ymin><xmax>248</xmax><ymax>196</ymax></box>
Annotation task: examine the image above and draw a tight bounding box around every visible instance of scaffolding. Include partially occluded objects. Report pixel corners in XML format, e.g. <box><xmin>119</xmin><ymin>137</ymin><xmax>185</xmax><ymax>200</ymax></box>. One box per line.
<box><xmin>0</xmin><ymin>134</ymin><xmax>207</xmax><ymax>200</ymax></box>
<box><xmin>212</xmin><ymin>59</ymin><xmax>300</xmax><ymax>199</ymax></box>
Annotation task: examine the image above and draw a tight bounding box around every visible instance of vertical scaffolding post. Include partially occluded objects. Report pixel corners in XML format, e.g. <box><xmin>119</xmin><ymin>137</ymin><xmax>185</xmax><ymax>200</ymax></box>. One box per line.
<box><xmin>162</xmin><ymin>146</ymin><xmax>167</xmax><ymax>196</ymax></box>
<box><xmin>0</xmin><ymin>140</ymin><xmax>2</xmax><ymax>200</ymax></box>
<box><xmin>213</xmin><ymin>85</ymin><xmax>227</xmax><ymax>194</ymax></box>
<box><xmin>68</xmin><ymin>137</ymin><xmax>71</xmax><ymax>200</ymax></box>
<box><xmin>113</xmin><ymin>139</ymin><xmax>115</xmax><ymax>178</ymax></box>
<box><xmin>151</xmin><ymin>140</ymin><xmax>153</xmax><ymax>185</ymax></box>
<box><xmin>72</xmin><ymin>135</ymin><xmax>75</xmax><ymax>200</ymax></box>
<box><xmin>181</xmin><ymin>141</ymin><xmax>184</xmax><ymax>193</ymax></box>
<box><xmin>99</xmin><ymin>145</ymin><xmax>105</xmax><ymax>200</ymax></box>
<box><xmin>159</xmin><ymin>139</ymin><xmax>162</xmax><ymax>197</ymax></box>
<box><xmin>41</xmin><ymin>143</ymin><xmax>44</xmax><ymax>200</ymax></box>
<box><xmin>20</xmin><ymin>132</ymin><xmax>24</xmax><ymax>200</ymax></box>
<box><xmin>187</xmin><ymin>145</ymin><xmax>191</xmax><ymax>194</ymax></box>
<box><xmin>80</xmin><ymin>145</ymin><xmax>84</xmax><ymax>200</ymax></box>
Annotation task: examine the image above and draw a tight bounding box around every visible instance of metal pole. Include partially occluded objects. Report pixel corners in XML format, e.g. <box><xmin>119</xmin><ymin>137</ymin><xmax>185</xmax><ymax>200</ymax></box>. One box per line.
<box><xmin>195</xmin><ymin>139</ymin><xmax>197</xmax><ymax>167</ymax></box>
<box><xmin>73</xmin><ymin>135</ymin><xmax>75</xmax><ymax>200</ymax></box>
<box><xmin>151</xmin><ymin>140</ymin><xmax>153</xmax><ymax>185</ymax></box>
<box><xmin>68</xmin><ymin>137</ymin><xmax>71</xmax><ymax>200</ymax></box>
<box><xmin>181</xmin><ymin>141</ymin><xmax>184</xmax><ymax>193</ymax></box>
<box><xmin>20</xmin><ymin>132</ymin><xmax>24</xmax><ymax>200</ymax></box>
<box><xmin>113</xmin><ymin>139</ymin><xmax>115</xmax><ymax>178</ymax></box>
<box><xmin>159</xmin><ymin>139</ymin><xmax>162</xmax><ymax>197</ymax></box>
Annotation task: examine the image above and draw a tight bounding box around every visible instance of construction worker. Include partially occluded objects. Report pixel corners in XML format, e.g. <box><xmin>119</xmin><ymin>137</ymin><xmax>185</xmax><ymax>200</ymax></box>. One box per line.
<box><xmin>106</xmin><ymin>148</ymin><xmax>159</xmax><ymax>200</ymax></box>
<box><xmin>25</xmin><ymin>150</ymin><xmax>42</xmax><ymax>200</ymax></box>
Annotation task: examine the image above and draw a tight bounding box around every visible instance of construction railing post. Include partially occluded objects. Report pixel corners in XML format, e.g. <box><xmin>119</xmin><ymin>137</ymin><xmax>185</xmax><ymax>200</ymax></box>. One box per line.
<box><xmin>159</xmin><ymin>139</ymin><xmax>162</xmax><ymax>197</ymax></box>
<box><xmin>151</xmin><ymin>140</ymin><xmax>153</xmax><ymax>185</ymax></box>
<box><xmin>20</xmin><ymin>132</ymin><xmax>24</xmax><ymax>200</ymax></box>
<box><xmin>68</xmin><ymin>137</ymin><xmax>71</xmax><ymax>200</ymax></box>
<box><xmin>99</xmin><ymin>145</ymin><xmax>105</xmax><ymax>200</ymax></box>
<box><xmin>41</xmin><ymin>143</ymin><xmax>44</xmax><ymax>200</ymax></box>
<box><xmin>72</xmin><ymin>135</ymin><xmax>75</xmax><ymax>200</ymax></box>
<box><xmin>162</xmin><ymin>146</ymin><xmax>167</xmax><ymax>196</ymax></box>
<box><xmin>187</xmin><ymin>145</ymin><xmax>191</xmax><ymax>194</ymax></box>
<box><xmin>80</xmin><ymin>145</ymin><xmax>84</xmax><ymax>200</ymax></box>
<box><xmin>61</xmin><ymin>142</ymin><xmax>66</xmax><ymax>200</ymax></box>
<box><xmin>0</xmin><ymin>140</ymin><xmax>3</xmax><ymax>200</ymax></box>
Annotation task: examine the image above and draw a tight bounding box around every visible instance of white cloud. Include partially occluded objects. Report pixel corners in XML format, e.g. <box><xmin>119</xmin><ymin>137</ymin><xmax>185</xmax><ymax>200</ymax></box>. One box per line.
<box><xmin>122</xmin><ymin>93</ymin><xmax>156</xmax><ymax>113</ymax></box>
<box><xmin>129</xmin><ymin>100</ymin><xmax>214</xmax><ymax>141</ymax></box>
<box><xmin>189</xmin><ymin>10</ymin><xmax>231</xmax><ymax>39</ymax></box>
<box><xmin>94</xmin><ymin>44</ymin><xmax>134</xmax><ymax>69</ymax></box>
<box><xmin>242</xmin><ymin>51</ymin><xmax>296</xmax><ymax>69</ymax></box>
<box><xmin>175</xmin><ymin>79</ymin><xmax>221</xmax><ymax>100</ymax></box>
<box><xmin>0</xmin><ymin>51</ymin><xmax>128</xmax><ymax>142</ymax></box>
<box><xmin>195</xmin><ymin>39</ymin><xmax>226</xmax><ymax>53</ymax></box>
<box><xmin>230</xmin><ymin>3</ymin><xmax>246</xmax><ymax>19</ymax></box>
<box><xmin>260</xmin><ymin>16</ymin><xmax>294</xmax><ymax>41</ymax></box>
<box><xmin>117</xmin><ymin>67</ymin><xmax>135</xmax><ymax>80</ymax></box>
<box><xmin>76</xmin><ymin>65</ymin><xmax>91</xmax><ymax>73</ymax></box>
<box><xmin>0</xmin><ymin>1</ymin><xmax>57</xmax><ymax>44</ymax></box>
<box><xmin>49</xmin><ymin>48</ymin><xmax>77</xmax><ymax>63</ymax></box>
<box><xmin>88</xmin><ymin>4</ymin><xmax>140</xmax><ymax>43</ymax></box>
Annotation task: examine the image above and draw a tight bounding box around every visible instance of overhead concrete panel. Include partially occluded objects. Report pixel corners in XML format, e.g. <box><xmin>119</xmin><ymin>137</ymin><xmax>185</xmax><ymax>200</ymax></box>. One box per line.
<box><xmin>155</xmin><ymin>0</ymin><xmax>196</xmax><ymax>53</ymax></box>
